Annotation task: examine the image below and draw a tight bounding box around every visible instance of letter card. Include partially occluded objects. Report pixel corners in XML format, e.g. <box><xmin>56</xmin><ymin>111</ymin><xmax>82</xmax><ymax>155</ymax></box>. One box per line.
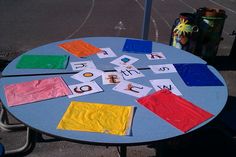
<box><xmin>149</xmin><ymin>79</ymin><xmax>182</xmax><ymax>96</ymax></box>
<box><xmin>68</xmin><ymin>81</ymin><xmax>103</xmax><ymax>98</ymax></box>
<box><xmin>113</xmin><ymin>80</ymin><xmax>152</xmax><ymax>98</ymax></box>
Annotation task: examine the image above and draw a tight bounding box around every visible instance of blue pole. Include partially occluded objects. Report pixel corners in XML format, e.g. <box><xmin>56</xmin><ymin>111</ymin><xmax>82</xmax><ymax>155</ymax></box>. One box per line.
<box><xmin>142</xmin><ymin>0</ymin><xmax>153</xmax><ymax>40</ymax></box>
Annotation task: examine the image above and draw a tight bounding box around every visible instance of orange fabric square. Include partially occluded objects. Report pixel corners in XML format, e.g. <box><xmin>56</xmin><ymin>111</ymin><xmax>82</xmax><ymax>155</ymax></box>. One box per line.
<box><xmin>59</xmin><ymin>40</ymin><xmax>101</xmax><ymax>57</ymax></box>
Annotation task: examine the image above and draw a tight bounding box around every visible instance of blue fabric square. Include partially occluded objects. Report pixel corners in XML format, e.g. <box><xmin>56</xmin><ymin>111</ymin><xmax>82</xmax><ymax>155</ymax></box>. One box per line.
<box><xmin>123</xmin><ymin>39</ymin><xmax>152</xmax><ymax>53</ymax></box>
<box><xmin>174</xmin><ymin>64</ymin><xmax>224</xmax><ymax>86</ymax></box>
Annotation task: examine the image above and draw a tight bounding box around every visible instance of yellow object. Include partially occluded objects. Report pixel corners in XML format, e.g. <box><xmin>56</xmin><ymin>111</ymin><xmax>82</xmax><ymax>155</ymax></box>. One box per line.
<box><xmin>57</xmin><ymin>101</ymin><xmax>134</xmax><ymax>136</ymax></box>
<box><xmin>174</xmin><ymin>19</ymin><xmax>192</xmax><ymax>36</ymax></box>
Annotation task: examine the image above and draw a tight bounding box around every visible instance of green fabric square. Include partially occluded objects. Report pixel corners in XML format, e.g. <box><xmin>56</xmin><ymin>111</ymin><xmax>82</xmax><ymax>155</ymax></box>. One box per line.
<box><xmin>16</xmin><ymin>55</ymin><xmax>69</xmax><ymax>69</ymax></box>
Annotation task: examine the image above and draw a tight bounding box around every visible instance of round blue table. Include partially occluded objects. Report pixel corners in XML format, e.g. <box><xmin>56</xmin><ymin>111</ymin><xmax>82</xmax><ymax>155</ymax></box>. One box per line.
<box><xmin>0</xmin><ymin>37</ymin><xmax>228</xmax><ymax>156</ymax></box>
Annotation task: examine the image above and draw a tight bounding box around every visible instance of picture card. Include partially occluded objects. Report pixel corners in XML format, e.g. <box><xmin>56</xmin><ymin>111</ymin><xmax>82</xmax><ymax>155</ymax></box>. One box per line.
<box><xmin>97</xmin><ymin>48</ymin><xmax>117</xmax><ymax>58</ymax></box>
<box><xmin>102</xmin><ymin>72</ymin><xmax>124</xmax><ymax>85</ymax></box>
<box><xmin>70</xmin><ymin>60</ymin><xmax>96</xmax><ymax>71</ymax></box>
<box><xmin>68</xmin><ymin>81</ymin><xmax>103</xmax><ymax>98</ymax></box>
<box><xmin>113</xmin><ymin>80</ymin><xmax>152</xmax><ymax>98</ymax></box>
<box><xmin>114</xmin><ymin>65</ymin><xmax>144</xmax><ymax>80</ymax></box>
<box><xmin>110</xmin><ymin>55</ymin><xmax>139</xmax><ymax>66</ymax></box>
<box><xmin>146</xmin><ymin>52</ymin><xmax>166</xmax><ymax>60</ymax></box>
<box><xmin>123</xmin><ymin>39</ymin><xmax>152</xmax><ymax>54</ymax></box>
<box><xmin>71</xmin><ymin>68</ymin><xmax>103</xmax><ymax>82</ymax></box>
<box><xmin>149</xmin><ymin>79</ymin><xmax>182</xmax><ymax>96</ymax></box>
<box><xmin>149</xmin><ymin>64</ymin><xmax>177</xmax><ymax>74</ymax></box>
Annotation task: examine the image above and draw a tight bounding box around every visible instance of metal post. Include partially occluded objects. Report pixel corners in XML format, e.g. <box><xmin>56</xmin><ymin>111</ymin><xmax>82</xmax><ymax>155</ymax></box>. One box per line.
<box><xmin>142</xmin><ymin>0</ymin><xmax>153</xmax><ymax>40</ymax></box>
<box><xmin>120</xmin><ymin>145</ymin><xmax>127</xmax><ymax>157</ymax></box>
<box><xmin>229</xmin><ymin>30</ymin><xmax>236</xmax><ymax>57</ymax></box>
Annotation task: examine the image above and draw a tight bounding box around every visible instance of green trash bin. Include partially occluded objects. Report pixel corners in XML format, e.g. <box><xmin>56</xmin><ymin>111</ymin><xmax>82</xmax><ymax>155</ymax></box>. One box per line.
<box><xmin>195</xmin><ymin>8</ymin><xmax>227</xmax><ymax>63</ymax></box>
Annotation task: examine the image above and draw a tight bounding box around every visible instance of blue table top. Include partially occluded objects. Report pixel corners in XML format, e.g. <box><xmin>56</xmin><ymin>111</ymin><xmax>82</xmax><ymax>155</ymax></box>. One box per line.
<box><xmin>2</xmin><ymin>37</ymin><xmax>206</xmax><ymax>76</ymax></box>
<box><xmin>0</xmin><ymin>37</ymin><xmax>227</xmax><ymax>145</ymax></box>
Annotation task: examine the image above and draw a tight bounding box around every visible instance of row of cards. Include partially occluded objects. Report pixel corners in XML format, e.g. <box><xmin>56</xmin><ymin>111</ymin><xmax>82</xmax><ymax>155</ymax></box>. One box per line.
<box><xmin>70</xmin><ymin>60</ymin><xmax>177</xmax><ymax>82</ymax></box>
<box><xmin>67</xmin><ymin>78</ymin><xmax>181</xmax><ymax>99</ymax></box>
<box><xmin>67</xmin><ymin>48</ymin><xmax>181</xmax><ymax>98</ymax></box>
<box><xmin>68</xmin><ymin>60</ymin><xmax>182</xmax><ymax>99</ymax></box>
<box><xmin>94</xmin><ymin>47</ymin><xmax>165</xmax><ymax>62</ymax></box>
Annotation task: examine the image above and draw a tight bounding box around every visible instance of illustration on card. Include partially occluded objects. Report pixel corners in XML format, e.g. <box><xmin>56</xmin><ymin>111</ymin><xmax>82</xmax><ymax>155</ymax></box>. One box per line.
<box><xmin>70</xmin><ymin>61</ymin><xmax>96</xmax><ymax>71</ymax></box>
<box><xmin>149</xmin><ymin>79</ymin><xmax>182</xmax><ymax>96</ymax></box>
<box><xmin>102</xmin><ymin>72</ymin><xmax>124</xmax><ymax>85</ymax></box>
<box><xmin>113</xmin><ymin>80</ymin><xmax>152</xmax><ymax>98</ymax></box>
<box><xmin>115</xmin><ymin>65</ymin><xmax>144</xmax><ymax>80</ymax></box>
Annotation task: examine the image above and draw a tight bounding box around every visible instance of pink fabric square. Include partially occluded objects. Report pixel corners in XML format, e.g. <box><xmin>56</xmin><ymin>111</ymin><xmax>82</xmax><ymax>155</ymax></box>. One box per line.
<box><xmin>4</xmin><ymin>77</ymin><xmax>72</xmax><ymax>107</ymax></box>
<box><xmin>137</xmin><ymin>89</ymin><xmax>214</xmax><ymax>132</ymax></box>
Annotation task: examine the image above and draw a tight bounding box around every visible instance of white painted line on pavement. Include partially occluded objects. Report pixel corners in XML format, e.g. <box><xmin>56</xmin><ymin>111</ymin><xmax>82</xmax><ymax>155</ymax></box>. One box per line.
<box><xmin>65</xmin><ymin>0</ymin><xmax>95</xmax><ymax>39</ymax></box>
<box><xmin>209</xmin><ymin>0</ymin><xmax>236</xmax><ymax>14</ymax></box>
<box><xmin>178</xmin><ymin>0</ymin><xmax>196</xmax><ymax>11</ymax></box>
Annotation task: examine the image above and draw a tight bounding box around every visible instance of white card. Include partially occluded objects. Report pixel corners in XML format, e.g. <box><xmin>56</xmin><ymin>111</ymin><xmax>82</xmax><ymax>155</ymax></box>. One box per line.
<box><xmin>146</xmin><ymin>52</ymin><xmax>166</xmax><ymax>60</ymax></box>
<box><xmin>71</xmin><ymin>68</ymin><xmax>103</xmax><ymax>82</ymax></box>
<box><xmin>68</xmin><ymin>81</ymin><xmax>103</xmax><ymax>98</ymax></box>
<box><xmin>149</xmin><ymin>64</ymin><xmax>177</xmax><ymax>74</ymax></box>
<box><xmin>70</xmin><ymin>61</ymin><xmax>96</xmax><ymax>71</ymax></box>
<box><xmin>113</xmin><ymin>80</ymin><xmax>152</xmax><ymax>98</ymax></box>
<box><xmin>110</xmin><ymin>55</ymin><xmax>139</xmax><ymax>66</ymax></box>
<box><xmin>102</xmin><ymin>72</ymin><xmax>124</xmax><ymax>85</ymax></box>
<box><xmin>97</xmin><ymin>48</ymin><xmax>117</xmax><ymax>58</ymax></box>
<box><xmin>149</xmin><ymin>79</ymin><xmax>182</xmax><ymax>96</ymax></box>
<box><xmin>114</xmin><ymin>65</ymin><xmax>144</xmax><ymax>80</ymax></box>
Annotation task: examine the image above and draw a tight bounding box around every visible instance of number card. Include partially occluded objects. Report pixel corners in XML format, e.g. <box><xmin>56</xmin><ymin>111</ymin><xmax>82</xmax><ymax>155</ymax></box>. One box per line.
<box><xmin>71</xmin><ymin>68</ymin><xmax>103</xmax><ymax>82</ymax></box>
<box><xmin>149</xmin><ymin>79</ymin><xmax>182</xmax><ymax>96</ymax></box>
<box><xmin>110</xmin><ymin>55</ymin><xmax>139</xmax><ymax>66</ymax></box>
<box><xmin>114</xmin><ymin>65</ymin><xmax>144</xmax><ymax>80</ymax></box>
<box><xmin>97</xmin><ymin>48</ymin><xmax>117</xmax><ymax>58</ymax></box>
<box><xmin>68</xmin><ymin>81</ymin><xmax>103</xmax><ymax>98</ymax></box>
<box><xmin>102</xmin><ymin>72</ymin><xmax>124</xmax><ymax>85</ymax></box>
<box><xmin>146</xmin><ymin>52</ymin><xmax>166</xmax><ymax>60</ymax></box>
<box><xmin>113</xmin><ymin>80</ymin><xmax>152</xmax><ymax>98</ymax></box>
<box><xmin>70</xmin><ymin>61</ymin><xmax>96</xmax><ymax>71</ymax></box>
<box><xmin>149</xmin><ymin>64</ymin><xmax>177</xmax><ymax>74</ymax></box>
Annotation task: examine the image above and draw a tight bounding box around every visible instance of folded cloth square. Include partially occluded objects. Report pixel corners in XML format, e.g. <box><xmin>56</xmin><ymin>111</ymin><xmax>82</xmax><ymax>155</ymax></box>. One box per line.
<box><xmin>57</xmin><ymin>101</ymin><xmax>134</xmax><ymax>136</ymax></box>
<box><xmin>123</xmin><ymin>39</ymin><xmax>152</xmax><ymax>54</ymax></box>
<box><xmin>16</xmin><ymin>55</ymin><xmax>69</xmax><ymax>69</ymax></box>
<box><xmin>58</xmin><ymin>40</ymin><xmax>101</xmax><ymax>57</ymax></box>
<box><xmin>137</xmin><ymin>89</ymin><xmax>213</xmax><ymax>132</ymax></box>
<box><xmin>4</xmin><ymin>77</ymin><xmax>71</xmax><ymax>106</ymax></box>
<box><xmin>174</xmin><ymin>64</ymin><xmax>224</xmax><ymax>86</ymax></box>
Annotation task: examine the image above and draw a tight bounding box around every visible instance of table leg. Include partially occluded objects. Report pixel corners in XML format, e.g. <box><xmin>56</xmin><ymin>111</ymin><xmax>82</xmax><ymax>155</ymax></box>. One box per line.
<box><xmin>119</xmin><ymin>145</ymin><xmax>127</xmax><ymax>157</ymax></box>
<box><xmin>0</xmin><ymin>105</ymin><xmax>25</xmax><ymax>131</ymax></box>
<box><xmin>5</xmin><ymin>127</ymin><xmax>36</xmax><ymax>156</ymax></box>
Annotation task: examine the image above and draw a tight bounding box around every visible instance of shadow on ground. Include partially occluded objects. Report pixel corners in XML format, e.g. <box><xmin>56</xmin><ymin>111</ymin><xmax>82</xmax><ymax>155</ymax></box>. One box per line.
<box><xmin>149</xmin><ymin>128</ymin><xmax>236</xmax><ymax>157</ymax></box>
<box><xmin>149</xmin><ymin>96</ymin><xmax>236</xmax><ymax>157</ymax></box>
<box><xmin>211</xmin><ymin>56</ymin><xmax>236</xmax><ymax>71</ymax></box>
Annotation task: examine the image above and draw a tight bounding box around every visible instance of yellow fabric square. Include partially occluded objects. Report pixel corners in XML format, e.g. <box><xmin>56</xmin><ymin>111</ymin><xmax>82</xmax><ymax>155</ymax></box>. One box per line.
<box><xmin>57</xmin><ymin>101</ymin><xmax>134</xmax><ymax>136</ymax></box>
<box><xmin>58</xmin><ymin>40</ymin><xmax>101</xmax><ymax>57</ymax></box>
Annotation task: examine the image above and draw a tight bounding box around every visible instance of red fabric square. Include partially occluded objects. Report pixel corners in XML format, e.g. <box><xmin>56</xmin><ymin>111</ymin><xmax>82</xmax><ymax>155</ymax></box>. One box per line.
<box><xmin>137</xmin><ymin>89</ymin><xmax>213</xmax><ymax>132</ymax></box>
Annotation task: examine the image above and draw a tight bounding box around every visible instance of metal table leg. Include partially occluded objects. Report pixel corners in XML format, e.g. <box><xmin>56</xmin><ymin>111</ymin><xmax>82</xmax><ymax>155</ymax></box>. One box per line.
<box><xmin>117</xmin><ymin>145</ymin><xmax>127</xmax><ymax>157</ymax></box>
<box><xmin>0</xmin><ymin>106</ymin><xmax>25</xmax><ymax>131</ymax></box>
<box><xmin>5</xmin><ymin>127</ymin><xmax>36</xmax><ymax>156</ymax></box>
